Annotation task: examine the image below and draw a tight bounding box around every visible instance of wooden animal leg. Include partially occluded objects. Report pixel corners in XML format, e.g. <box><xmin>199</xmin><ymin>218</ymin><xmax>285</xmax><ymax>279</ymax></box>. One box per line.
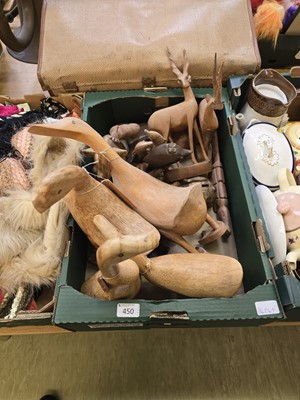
<box><xmin>188</xmin><ymin>120</ymin><xmax>197</xmax><ymax>164</ymax></box>
<box><xmin>198</xmin><ymin>214</ymin><xmax>228</xmax><ymax>246</ymax></box>
<box><xmin>160</xmin><ymin>229</ymin><xmax>201</xmax><ymax>253</ymax></box>
<box><xmin>193</xmin><ymin>120</ymin><xmax>209</xmax><ymax>162</ymax></box>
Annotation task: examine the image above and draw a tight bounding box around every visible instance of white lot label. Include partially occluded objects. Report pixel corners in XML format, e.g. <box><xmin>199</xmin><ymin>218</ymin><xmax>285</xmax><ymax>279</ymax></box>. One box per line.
<box><xmin>117</xmin><ymin>303</ymin><xmax>140</xmax><ymax>318</ymax></box>
<box><xmin>255</xmin><ymin>300</ymin><xmax>280</xmax><ymax>316</ymax></box>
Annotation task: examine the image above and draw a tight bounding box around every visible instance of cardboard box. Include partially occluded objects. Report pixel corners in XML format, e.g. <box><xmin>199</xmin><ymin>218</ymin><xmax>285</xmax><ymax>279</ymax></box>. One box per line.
<box><xmin>7</xmin><ymin>0</ymin><xmax>297</xmax><ymax>331</ymax></box>
<box><xmin>263</xmin><ymin>73</ymin><xmax>300</xmax><ymax>323</ymax></box>
<box><xmin>52</xmin><ymin>86</ymin><xmax>285</xmax><ymax>331</ymax></box>
<box><xmin>0</xmin><ymin>93</ymin><xmax>77</xmax><ymax>333</ymax></box>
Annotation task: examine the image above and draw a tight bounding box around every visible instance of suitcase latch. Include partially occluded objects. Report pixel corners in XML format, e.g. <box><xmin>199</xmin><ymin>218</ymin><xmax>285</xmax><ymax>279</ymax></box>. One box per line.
<box><xmin>142</xmin><ymin>76</ymin><xmax>156</xmax><ymax>87</ymax></box>
<box><xmin>62</xmin><ymin>81</ymin><xmax>79</xmax><ymax>93</ymax></box>
<box><xmin>142</xmin><ymin>77</ymin><xmax>168</xmax><ymax>92</ymax></box>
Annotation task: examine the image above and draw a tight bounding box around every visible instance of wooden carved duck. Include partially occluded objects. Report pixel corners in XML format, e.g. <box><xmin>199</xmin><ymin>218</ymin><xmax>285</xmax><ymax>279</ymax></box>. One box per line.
<box><xmin>32</xmin><ymin>164</ymin><xmax>160</xmax><ymax>300</ymax></box>
<box><xmin>32</xmin><ymin>164</ymin><xmax>243</xmax><ymax>300</ymax></box>
<box><xmin>29</xmin><ymin>118</ymin><xmax>229</xmax><ymax>252</ymax></box>
<box><xmin>83</xmin><ymin>216</ymin><xmax>244</xmax><ymax>299</ymax></box>
<box><xmin>28</xmin><ymin>118</ymin><xmax>207</xmax><ymax>237</ymax></box>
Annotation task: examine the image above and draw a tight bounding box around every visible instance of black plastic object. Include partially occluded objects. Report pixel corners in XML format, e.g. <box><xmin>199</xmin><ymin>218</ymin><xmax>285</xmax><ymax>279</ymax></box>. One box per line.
<box><xmin>0</xmin><ymin>0</ymin><xmax>42</xmax><ymax>64</ymax></box>
<box><xmin>258</xmin><ymin>35</ymin><xmax>300</xmax><ymax>69</ymax></box>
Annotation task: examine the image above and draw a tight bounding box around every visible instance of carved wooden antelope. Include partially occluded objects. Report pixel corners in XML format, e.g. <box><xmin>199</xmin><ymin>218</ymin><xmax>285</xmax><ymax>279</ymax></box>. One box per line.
<box><xmin>199</xmin><ymin>53</ymin><xmax>224</xmax><ymax>153</ymax></box>
<box><xmin>147</xmin><ymin>48</ymin><xmax>208</xmax><ymax>164</ymax></box>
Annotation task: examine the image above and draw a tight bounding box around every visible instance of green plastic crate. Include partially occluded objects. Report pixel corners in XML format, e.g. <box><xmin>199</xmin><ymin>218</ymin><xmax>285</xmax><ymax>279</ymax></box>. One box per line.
<box><xmin>53</xmin><ymin>87</ymin><xmax>285</xmax><ymax>331</ymax></box>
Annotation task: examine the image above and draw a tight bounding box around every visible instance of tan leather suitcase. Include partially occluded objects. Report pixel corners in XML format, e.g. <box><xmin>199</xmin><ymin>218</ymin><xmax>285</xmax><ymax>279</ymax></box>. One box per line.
<box><xmin>38</xmin><ymin>0</ymin><xmax>261</xmax><ymax>95</ymax></box>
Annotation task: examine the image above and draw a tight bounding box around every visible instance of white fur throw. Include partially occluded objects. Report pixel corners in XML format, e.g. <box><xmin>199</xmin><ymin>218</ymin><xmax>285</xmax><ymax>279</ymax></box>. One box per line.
<box><xmin>0</xmin><ymin>132</ymin><xmax>84</xmax><ymax>293</ymax></box>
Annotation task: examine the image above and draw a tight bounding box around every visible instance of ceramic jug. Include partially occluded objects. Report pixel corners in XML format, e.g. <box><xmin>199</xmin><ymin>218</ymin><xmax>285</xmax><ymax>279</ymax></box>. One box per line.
<box><xmin>240</xmin><ymin>69</ymin><xmax>297</xmax><ymax>129</ymax></box>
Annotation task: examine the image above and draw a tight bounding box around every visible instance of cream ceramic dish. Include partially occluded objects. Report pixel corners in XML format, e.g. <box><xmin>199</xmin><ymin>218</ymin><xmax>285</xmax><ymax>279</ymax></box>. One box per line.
<box><xmin>242</xmin><ymin>122</ymin><xmax>294</xmax><ymax>189</ymax></box>
<box><xmin>255</xmin><ymin>184</ymin><xmax>287</xmax><ymax>265</ymax></box>
<box><xmin>255</xmin><ymin>84</ymin><xmax>288</xmax><ymax>103</ymax></box>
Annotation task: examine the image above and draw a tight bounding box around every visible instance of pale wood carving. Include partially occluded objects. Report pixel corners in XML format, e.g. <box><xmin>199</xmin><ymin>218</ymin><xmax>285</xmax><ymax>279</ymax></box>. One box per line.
<box><xmin>28</xmin><ymin>118</ymin><xmax>208</xmax><ymax>237</ymax></box>
<box><xmin>81</xmin><ymin>260</ymin><xmax>141</xmax><ymax>301</ymax></box>
<box><xmin>133</xmin><ymin>253</ymin><xmax>243</xmax><ymax>298</ymax></box>
<box><xmin>147</xmin><ymin>49</ymin><xmax>209</xmax><ymax>164</ymax></box>
<box><xmin>32</xmin><ymin>165</ymin><xmax>160</xmax><ymax>300</ymax></box>
<box><xmin>81</xmin><ymin>215</ymin><xmax>157</xmax><ymax>301</ymax></box>
<box><xmin>32</xmin><ymin>164</ymin><xmax>160</xmax><ymax>248</ymax></box>
<box><xmin>144</xmin><ymin>129</ymin><xmax>167</xmax><ymax>146</ymax></box>
<box><xmin>109</xmin><ymin>123</ymin><xmax>140</xmax><ymax>142</ymax></box>
<box><xmin>82</xmin><ymin>216</ymin><xmax>243</xmax><ymax>299</ymax></box>
<box><xmin>199</xmin><ymin>53</ymin><xmax>224</xmax><ymax>153</ymax></box>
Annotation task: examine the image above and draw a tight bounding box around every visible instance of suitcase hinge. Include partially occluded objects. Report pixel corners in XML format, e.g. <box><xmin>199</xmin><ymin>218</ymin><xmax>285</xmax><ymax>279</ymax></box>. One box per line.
<box><xmin>150</xmin><ymin>311</ymin><xmax>189</xmax><ymax>320</ymax></box>
<box><xmin>253</xmin><ymin>219</ymin><xmax>271</xmax><ymax>253</ymax></box>
<box><xmin>290</xmin><ymin>66</ymin><xmax>300</xmax><ymax>78</ymax></box>
<box><xmin>62</xmin><ymin>81</ymin><xmax>79</xmax><ymax>93</ymax></box>
<box><xmin>228</xmin><ymin>113</ymin><xmax>239</xmax><ymax>136</ymax></box>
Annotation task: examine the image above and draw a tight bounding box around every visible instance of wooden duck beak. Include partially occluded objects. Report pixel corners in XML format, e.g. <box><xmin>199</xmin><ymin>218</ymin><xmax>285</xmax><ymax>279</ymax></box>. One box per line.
<box><xmin>81</xmin><ymin>260</ymin><xmax>141</xmax><ymax>301</ymax></box>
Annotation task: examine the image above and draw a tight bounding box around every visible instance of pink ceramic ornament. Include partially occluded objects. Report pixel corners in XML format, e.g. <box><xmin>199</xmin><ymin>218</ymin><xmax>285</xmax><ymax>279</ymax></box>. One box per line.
<box><xmin>275</xmin><ymin>168</ymin><xmax>300</xmax><ymax>269</ymax></box>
